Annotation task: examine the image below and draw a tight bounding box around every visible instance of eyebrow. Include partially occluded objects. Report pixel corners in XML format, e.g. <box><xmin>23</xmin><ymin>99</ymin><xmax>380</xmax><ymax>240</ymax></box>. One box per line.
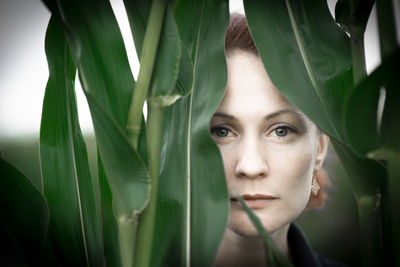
<box><xmin>212</xmin><ymin>109</ymin><xmax>306</xmax><ymax>121</ymax></box>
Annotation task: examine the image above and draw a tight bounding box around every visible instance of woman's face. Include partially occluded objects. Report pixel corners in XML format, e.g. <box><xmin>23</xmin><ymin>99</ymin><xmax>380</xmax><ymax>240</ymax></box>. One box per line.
<box><xmin>210</xmin><ymin>51</ymin><xmax>328</xmax><ymax>237</ymax></box>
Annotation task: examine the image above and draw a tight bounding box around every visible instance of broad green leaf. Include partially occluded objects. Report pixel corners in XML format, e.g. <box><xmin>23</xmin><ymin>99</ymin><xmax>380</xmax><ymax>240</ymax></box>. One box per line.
<box><xmin>87</xmin><ymin>95</ymin><xmax>149</xmax><ymax>266</ymax></box>
<box><xmin>86</xmin><ymin>95</ymin><xmax>149</xmax><ymax>217</ymax></box>
<box><xmin>42</xmin><ymin>0</ymin><xmax>134</xmax><ymax>128</ymax></box>
<box><xmin>236</xmin><ymin>196</ymin><xmax>293</xmax><ymax>267</ymax></box>
<box><xmin>44</xmin><ymin>0</ymin><xmax>150</xmax><ymax>218</ymax></box>
<box><xmin>331</xmin><ymin>138</ymin><xmax>386</xmax><ymax>200</ymax></box>
<box><xmin>244</xmin><ymin>0</ymin><xmax>353</xmax><ymax>143</ymax></box>
<box><xmin>147</xmin><ymin>7</ymin><xmax>180</xmax><ymax>100</ymax></box>
<box><xmin>144</xmin><ymin>1</ymin><xmax>230</xmax><ymax>266</ymax></box>
<box><xmin>345</xmin><ymin>49</ymin><xmax>400</xmax><ymax>155</ymax></box>
<box><xmin>175</xmin><ymin>42</ymin><xmax>194</xmax><ymax>97</ymax></box>
<box><xmin>98</xmin><ymin>155</ymin><xmax>121</xmax><ymax>267</ymax></box>
<box><xmin>40</xmin><ymin>16</ymin><xmax>103</xmax><ymax>266</ymax></box>
<box><xmin>0</xmin><ymin>159</ymin><xmax>49</xmax><ymax>265</ymax></box>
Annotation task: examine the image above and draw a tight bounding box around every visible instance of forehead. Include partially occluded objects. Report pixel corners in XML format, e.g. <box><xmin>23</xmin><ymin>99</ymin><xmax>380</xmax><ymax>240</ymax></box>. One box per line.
<box><xmin>218</xmin><ymin>51</ymin><xmax>295</xmax><ymax>116</ymax></box>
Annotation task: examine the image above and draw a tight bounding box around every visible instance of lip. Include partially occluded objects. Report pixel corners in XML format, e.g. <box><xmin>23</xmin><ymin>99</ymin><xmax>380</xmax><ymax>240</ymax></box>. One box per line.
<box><xmin>231</xmin><ymin>194</ymin><xmax>277</xmax><ymax>209</ymax></box>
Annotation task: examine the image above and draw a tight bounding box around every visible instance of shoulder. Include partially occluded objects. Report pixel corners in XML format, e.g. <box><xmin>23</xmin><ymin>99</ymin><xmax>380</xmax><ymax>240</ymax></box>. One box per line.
<box><xmin>288</xmin><ymin>223</ymin><xmax>348</xmax><ymax>267</ymax></box>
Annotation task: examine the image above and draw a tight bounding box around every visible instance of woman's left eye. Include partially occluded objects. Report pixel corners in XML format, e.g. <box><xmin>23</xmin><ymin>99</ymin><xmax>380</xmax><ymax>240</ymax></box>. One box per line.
<box><xmin>275</xmin><ymin>126</ymin><xmax>289</xmax><ymax>137</ymax></box>
<box><xmin>271</xmin><ymin>126</ymin><xmax>294</xmax><ymax>138</ymax></box>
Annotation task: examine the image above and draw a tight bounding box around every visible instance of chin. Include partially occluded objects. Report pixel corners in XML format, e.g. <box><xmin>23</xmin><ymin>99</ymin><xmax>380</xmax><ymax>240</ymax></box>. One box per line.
<box><xmin>228</xmin><ymin>208</ymin><xmax>284</xmax><ymax>237</ymax></box>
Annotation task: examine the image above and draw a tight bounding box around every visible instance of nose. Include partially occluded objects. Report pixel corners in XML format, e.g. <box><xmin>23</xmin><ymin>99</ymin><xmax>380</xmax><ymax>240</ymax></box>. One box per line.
<box><xmin>235</xmin><ymin>137</ymin><xmax>268</xmax><ymax>179</ymax></box>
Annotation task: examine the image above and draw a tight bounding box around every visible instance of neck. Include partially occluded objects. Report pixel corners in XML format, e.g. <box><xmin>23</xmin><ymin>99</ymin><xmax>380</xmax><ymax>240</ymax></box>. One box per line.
<box><xmin>214</xmin><ymin>224</ymin><xmax>291</xmax><ymax>267</ymax></box>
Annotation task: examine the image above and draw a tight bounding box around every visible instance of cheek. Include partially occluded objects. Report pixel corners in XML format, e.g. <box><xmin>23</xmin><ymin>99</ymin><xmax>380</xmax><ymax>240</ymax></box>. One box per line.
<box><xmin>269</xmin><ymin>139</ymin><xmax>315</xmax><ymax>203</ymax></box>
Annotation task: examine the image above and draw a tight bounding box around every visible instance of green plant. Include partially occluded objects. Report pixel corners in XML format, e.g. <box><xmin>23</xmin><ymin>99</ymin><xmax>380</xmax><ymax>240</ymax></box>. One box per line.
<box><xmin>1</xmin><ymin>0</ymin><xmax>229</xmax><ymax>266</ymax></box>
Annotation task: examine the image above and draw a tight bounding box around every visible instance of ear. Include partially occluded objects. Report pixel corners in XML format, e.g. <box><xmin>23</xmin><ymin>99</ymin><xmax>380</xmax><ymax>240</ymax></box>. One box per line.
<box><xmin>305</xmin><ymin>167</ymin><xmax>331</xmax><ymax>211</ymax></box>
<box><xmin>315</xmin><ymin>132</ymin><xmax>329</xmax><ymax>170</ymax></box>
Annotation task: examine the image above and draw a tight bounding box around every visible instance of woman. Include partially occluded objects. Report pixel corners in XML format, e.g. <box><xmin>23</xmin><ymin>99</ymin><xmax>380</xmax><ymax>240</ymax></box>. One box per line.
<box><xmin>211</xmin><ymin>14</ymin><xmax>344</xmax><ymax>267</ymax></box>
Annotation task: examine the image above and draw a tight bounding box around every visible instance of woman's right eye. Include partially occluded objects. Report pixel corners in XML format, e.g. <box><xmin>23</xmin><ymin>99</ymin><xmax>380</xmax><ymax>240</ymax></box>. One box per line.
<box><xmin>210</xmin><ymin>126</ymin><xmax>232</xmax><ymax>138</ymax></box>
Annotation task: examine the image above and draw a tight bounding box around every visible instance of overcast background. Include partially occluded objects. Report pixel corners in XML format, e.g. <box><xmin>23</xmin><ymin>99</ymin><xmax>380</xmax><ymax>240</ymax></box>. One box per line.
<box><xmin>0</xmin><ymin>0</ymin><xmax>392</xmax><ymax>140</ymax></box>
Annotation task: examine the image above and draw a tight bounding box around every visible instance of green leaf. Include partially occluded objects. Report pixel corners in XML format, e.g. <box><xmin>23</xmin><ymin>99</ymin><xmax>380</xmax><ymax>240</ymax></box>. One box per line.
<box><xmin>147</xmin><ymin>6</ymin><xmax>180</xmax><ymax>100</ymax></box>
<box><xmin>86</xmin><ymin>95</ymin><xmax>149</xmax><ymax>217</ymax></box>
<box><xmin>45</xmin><ymin>1</ymin><xmax>155</xmax><ymax>265</ymax></box>
<box><xmin>244</xmin><ymin>0</ymin><xmax>353</xmax><ymax>143</ymax></box>
<box><xmin>144</xmin><ymin>1</ymin><xmax>230</xmax><ymax>266</ymax></box>
<box><xmin>86</xmin><ymin>97</ymin><xmax>149</xmax><ymax>266</ymax></box>
<box><xmin>235</xmin><ymin>196</ymin><xmax>294</xmax><ymax>267</ymax></box>
<box><xmin>345</xmin><ymin>49</ymin><xmax>400</xmax><ymax>155</ymax></box>
<box><xmin>46</xmin><ymin>0</ymin><xmax>150</xmax><ymax>217</ymax></box>
<box><xmin>0</xmin><ymin>159</ymin><xmax>49</xmax><ymax>265</ymax></box>
<box><xmin>127</xmin><ymin>2</ymin><xmax>181</xmax><ymax>98</ymax></box>
<box><xmin>331</xmin><ymin>138</ymin><xmax>386</xmax><ymax>200</ymax></box>
<box><xmin>40</xmin><ymin>16</ymin><xmax>104</xmax><ymax>266</ymax></box>
<box><xmin>97</xmin><ymin>155</ymin><xmax>122</xmax><ymax>267</ymax></box>
<box><xmin>175</xmin><ymin>42</ymin><xmax>194</xmax><ymax>97</ymax></box>
<box><xmin>43</xmin><ymin>0</ymin><xmax>135</xmax><ymax>128</ymax></box>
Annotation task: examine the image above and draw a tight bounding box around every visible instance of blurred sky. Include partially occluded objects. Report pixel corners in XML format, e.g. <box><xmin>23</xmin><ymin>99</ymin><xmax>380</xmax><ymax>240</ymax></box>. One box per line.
<box><xmin>0</xmin><ymin>0</ymin><xmax>397</xmax><ymax>140</ymax></box>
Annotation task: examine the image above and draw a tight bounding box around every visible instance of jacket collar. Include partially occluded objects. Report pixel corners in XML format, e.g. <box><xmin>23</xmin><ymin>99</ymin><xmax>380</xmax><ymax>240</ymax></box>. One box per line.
<box><xmin>288</xmin><ymin>223</ymin><xmax>322</xmax><ymax>267</ymax></box>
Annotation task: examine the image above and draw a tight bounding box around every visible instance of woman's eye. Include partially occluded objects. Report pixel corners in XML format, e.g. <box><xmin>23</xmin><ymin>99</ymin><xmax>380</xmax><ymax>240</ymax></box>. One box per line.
<box><xmin>210</xmin><ymin>126</ymin><xmax>232</xmax><ymax>138</ymax></box>
<box><xmin>275</xmin><ymin>126</ymin><xmax>289</xmax><ymax>137</ymax></box>
<box><xmin>215</xmin><ymin>127</ymin><xmax>230</xmax><ymax>137</ymax></box>
<box><xmin>270</xmin><ymin>126</ymin><xmax>295</xmax><ymax>138</ymax></box>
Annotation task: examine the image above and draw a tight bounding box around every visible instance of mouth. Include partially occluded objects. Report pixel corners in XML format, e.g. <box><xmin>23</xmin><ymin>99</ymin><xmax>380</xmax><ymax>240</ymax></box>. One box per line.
<box><xmin>231</xmin><ymin>194</ymin><xmax>277</xmax><ymax>209</ymax></box>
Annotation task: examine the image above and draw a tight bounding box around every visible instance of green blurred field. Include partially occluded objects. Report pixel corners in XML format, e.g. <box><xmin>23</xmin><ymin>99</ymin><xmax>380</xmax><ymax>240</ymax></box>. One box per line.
<box><xmin>0</xmin><ymin>136</ymin><xmax>360</xmax><ymax>266</ymax></box>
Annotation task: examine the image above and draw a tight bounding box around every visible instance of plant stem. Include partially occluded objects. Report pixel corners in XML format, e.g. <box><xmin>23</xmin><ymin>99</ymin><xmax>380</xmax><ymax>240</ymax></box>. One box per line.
<box><xmin>347</xmin><ymin>0</ymin><xmax>367</xmax><ymax>85</ymax></box>
<box><xmin>357</xmin><ymin>194</ymin><xmax>384</xmax><ymax>267</ymax></box>
<box><xmin>376</xmin><ymin>0</ymin><xmax>397</xmax><ymax>59</ymax></box>
<box><xmin>376</xmin><ymin>0</ymin><xmax>398</xmax><ymax>265</ymax></box>
<box><xmin>350</xmin><ymin>36</ymin><xmax>367</xmax><ymax>85</ymax></box>
<box><xmin>119</xmin><ymin>216</ymin><xmax>138</xmax><ymax>267</ymax></box>
<box><xmin>331</xmin><ymin>138</ymin><xmax>386</xmax><ymax>266</ymax></box>
<box><xmin>345</xmin><ymin>3</ymin><xmax>385</xmax><ymax>264</ymax></box>
<box><xmin>126</xmin><ymin>0</ymin><xmax>166</xmax><ymax>150</ymax></box>
<box><xmin>134</xmin><ymin>100</ymin><xmax>164</xmax><ymax>267</ymax></box>
<box><xmin>386</xmin><ymin>151</ymin><xmax>400</xmax><ymax>266</ymax></box>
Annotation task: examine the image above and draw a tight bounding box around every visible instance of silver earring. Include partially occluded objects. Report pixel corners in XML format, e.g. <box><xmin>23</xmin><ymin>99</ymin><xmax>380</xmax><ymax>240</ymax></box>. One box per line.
<box><xmin>311</xmin><ymin>175</ymin><xmax>320</xmax><ymax>196</ymax></box>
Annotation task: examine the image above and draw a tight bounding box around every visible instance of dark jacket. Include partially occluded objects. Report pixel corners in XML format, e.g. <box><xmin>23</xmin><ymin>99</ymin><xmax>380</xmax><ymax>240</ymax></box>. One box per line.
<box><xmin>288</xmin><ymin>224</ymin><xmax>348</xmax><ymax>267</ymax></box>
